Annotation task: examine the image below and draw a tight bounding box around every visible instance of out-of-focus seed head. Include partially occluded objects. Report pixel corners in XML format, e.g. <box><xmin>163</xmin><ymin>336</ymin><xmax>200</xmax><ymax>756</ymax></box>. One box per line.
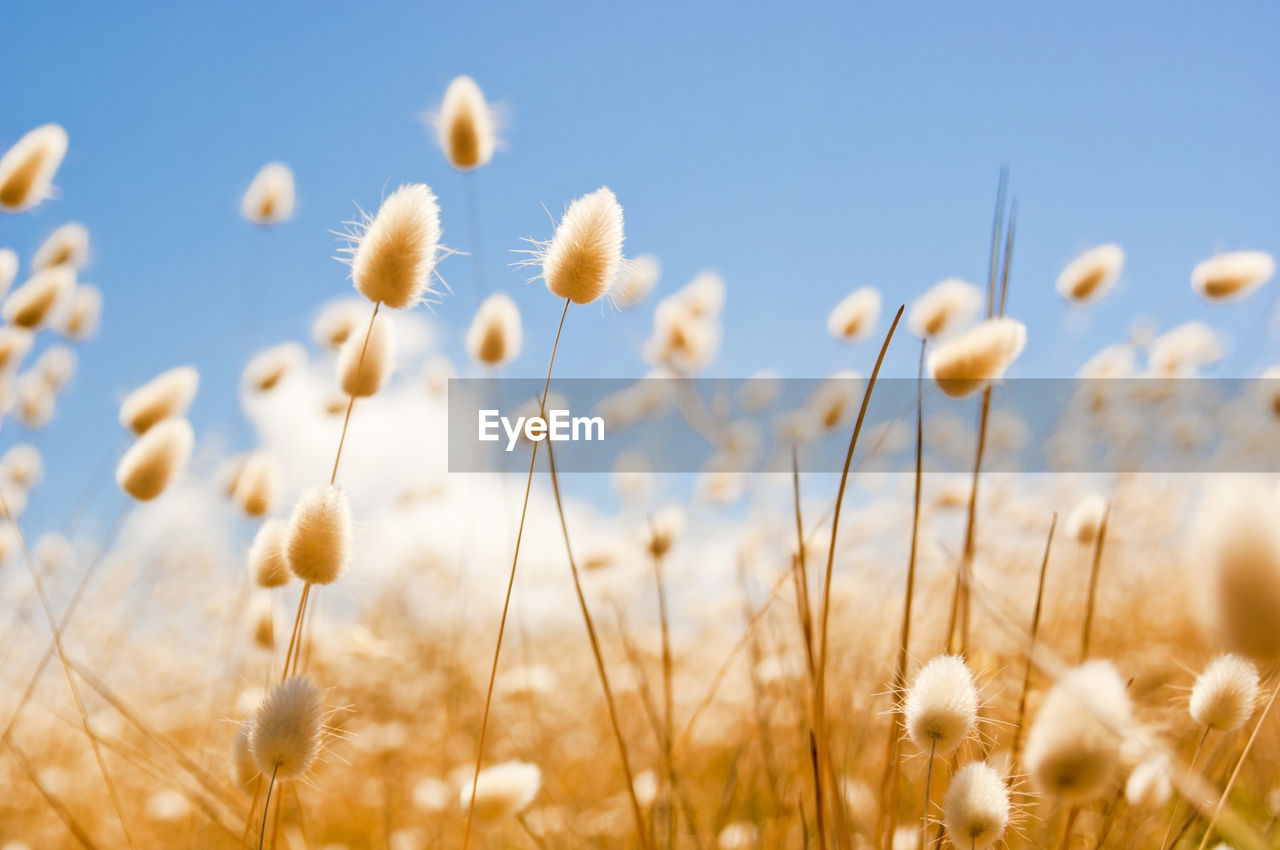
<box><xmin>59</xmin><ymin>284</ymin><xmax>102</xmax><ymax>340</ymax></box>
<box><xmin>283</xmin><ymin>485</ymin><xmax>352</xmax><ymax>585</ymax></box>
<box><xmin>249</xmin><ymin>518</ymin><xmax>291</xmax><ymax>588</ymax></box>
<box><xmin>337</xmin><ymin>312</ymin><xmax>394</xmax><ymax>397</ymax></box>
<box><xmin>0</xmin><ymin>124</ymin><xmax>68</xmax><ymax>212</ymax></box>
<box><xmin>433</xmin><ymin>75</ymin><xmax>498</xmax><ymax>171</ymax></box>
<box><xmin>465</xmin><ymin>293</ymin><xmax>522</xmax><ymax>369</ymax></box>
<box><xmin>908</xmin><ymin>278</ymin><xmax>982</xmax><ymax>339</ymax></box>
<box><xmin>611</xmin><ymin>254</ymin><xmax>661</xmax><ymax>309</ymax></box>
<box><xmin>3</xmin><ymin>266</ymin><xmax>75</xmax><ymax>329</ymax></box>
<box><xmin>927</xmin><ymin>317</ymin><xmax>1027</xmax><ymax>398</ymax></box>
<box><xmin>826</xmin><ymin>287</ymin><xmax>882</xmax><ymax>344</ymax></box>
<box><xmin>115</xmin><ymin>418</ymin><xmax>194</xmax><ymax>501</ymax></box>
<box><xmin>1056</xmin><ymin>244</ymin><xmax>1124</xmax><ymax>305</ymax></box>
<box><xmin>241</xmin><ymin>162</ymin><xmax>295</xmax><ymax>226</ymax></box>
<box><xmin>119</xmin><ymin>366</ymin><xmax>199</xmax><ymax>435</ymax></box>
<box><xmin>458</xmin><ymin>760</ymin><xmax>541</xmax><ymax>820</ymax></box>
<box><xmin>1191</xmin><ymin>251</ymin><xmax>1275</xmax><ymax>302</ymax></box>
<box><xmin>232</xmin><ymin>451</ymin><xmax>282</xmax><ymax>518</ymax></box>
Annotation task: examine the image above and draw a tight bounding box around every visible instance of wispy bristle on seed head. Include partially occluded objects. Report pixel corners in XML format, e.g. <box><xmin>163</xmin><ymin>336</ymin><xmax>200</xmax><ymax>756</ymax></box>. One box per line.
<box><xmin>458</xmin><ymin>760</ymin><xmax>541</xmax><ymax>820</ymax></box>
<box><xmin>827</xmin><ymin>287</ymin><xmax>881</xmax><ymax>344</ymax></box>
<box><xmin>903</xmin><ymin>654</ymin><xmax>979</xmax><ymax>756</ymax></box>
<box><xmin>119</xmin><ymin>365</ymin><xmax>199</xmax><ymax>435</ymax></box>
<box><xmin>465</xmin><ymin>293</ymin><xmax>522</xmax><ymax>369</ymax></box>
<box><xmin>241</xmin><ymin>162</ymin><xmax>296</xmax><ymax>226</ymax></box>
<box><xmin>115</xmin><ymin>417</ymin><xmax>194</xmax><ymax>501</ymax></box>
<box><xmin>32</xmin><ymin>222</ymin><xmax>90</xmax><ymax>272</ymax></box>
<box><xmin>284</xmin><ymin>485</ymin><xmax>352</xmax><ymax>585</ymax></box>
<box><xmin>249</xmin><ymin>676</ymin><xmax>324</xmax><ymax>781</ymax></box>
<box><xmin>942</xmin><ymin>762</ymin><xmax>1011</xmax><ymax>850</ymax></box>
<box><xmin>611</xmin><ymin>254</ymin><xmax>661</xmax><ymax>309</ymax></box>
<box><xmin>535</xmin><ymin>187</ymin><xmax>624</xmax><ymax>305</ymax></box>
<box><xmin>3</xmin><ymin>266</ymin><xmax>75</xmax><ymax>329</ymax></box>
<box><xmin>60</xmin><ymin>284</ymin><xmax>102</xmax><ymax>340</ymax></box>
<box><xmin>1023</xmin><ymin>660</ymin><xmax>1134</xmax><ymax>804</ymax></box>
<box><xmin>0</xmin><ymin>124</ymin><xmax>68</xmax><ymax>212</ymax></box>
<box><xmin>927</xmin><ymin>317</ymin><xmax>1027</xmax><ymax>398</ymax></box>
<box><xmin>908</xmin><ymin>278</ymin><xmax>982</xmax><ymax>339</ymax></box>
<box><xmin>232</xmin><ymin>451</ymin><xmax>282</xmax><ymax>518</ymax></box>
<box><xmin>1191</xmin><ymin>250</ymin><xmax>1275</xmax><ymax>302</ymax></box>
<box><xmin>348</xmin><ymin>184</ymin><xmax>442</xmax><ymax>310</ymax></box>
<box><xmin>1190</xmin><ymin>654</ymin><xmax>1260</xmax><ymax>732</ymax></box>
<box><xmin>337</xmin><ymin>313</ymin><xmax>394</xmax><ymax>397</ymax></box>
<box><xmin>249</xmin><ymin>518</ymin><xmax>290</xmax><ymax>588</ymax></box>
<box><xmin>433</xmin><ymin>75</ymin><xmax>498</xmax><ymax>171</ymax></box>
<box><xmin>1056</xmin><ymin>244</ymin><xmax>1124</xmax><ymax>305</ymax></box>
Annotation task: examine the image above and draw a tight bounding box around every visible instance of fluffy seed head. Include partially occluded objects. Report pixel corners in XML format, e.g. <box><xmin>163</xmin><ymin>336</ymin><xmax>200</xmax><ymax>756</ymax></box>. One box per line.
<box><xmin>312</xmin><ymin>299</ymin><xmax>366</xmax><ymax>349</ymax></box>
<box><xmin>909</xmin><ymin>278</ymin><xmax>983</xmax><ymax>338</ymax></box>
<box><xmin>458</xmin><ymin>760</ymin><xmax>541</xmax><ymax>820</ymax></box>
<box><xmin>942</xmin><ymin>763</ymin><xmax>1011</xmax><ymax>850</ymax></box>
<box><xmin>644</xmin><ymin>293</ymin><xmax>721</xmax><ymax>374</ymax></box>
<box><xmin>1024</xmin><ymin>661</ymin><xmax>1134</xmax><ymax>804</ymax></box>
<box><xmin>3</xmin><ymin>266</ymin><xmax>75</xmax><ymax>329</ymax></box>
<box><xmin>1065</xmin><ymin>493</ymin><xmax>1108</xmax><ymax>544</ymax></box>
<box><xmin>0</xmin><ymin>124</ymin><xmax>68</xmax><ymax>212</ymax></box>
<box><xmin>283</xmin><ymin>485</ymin><xmax>352</xmax><ymax>585</ymax></box>
<box><xmin>232</xmin><ymin>451</ymin><xmax>282</xmax><ymax>517</ymax></box>
<box><xmin>32</xmin><ymin>223</ymin><xmax>90</xmax><ymax>271</ymax></box>
<box><xmin>60</xmin><ymin>284</ymin><xmax>102</xmax><ymax>340</ymax></box>
<box><xmin>0</xmin><ymin>326</ymin><xmax>34</xmax><ymax>371</ymax></box>
<box><xmin>1</xmin><ymin>444</ymin><xmax>43</xmax><ymax>490</ymax></box>
<box><xmin>230</xmin><ymin>723</ymin><xmax>259</xmax><ymax>788</ymax></box>
<box><xmin>927</xmin><ymin>317</ymin><xmax>1027</xmax><ymax>398</ymax></box>
<box><xmin>434</xmin><ymin>75</ymin><xmax>497</xmax><ymax>171</ymax></box>
<box><xmin>827</xmin><ymin>287</ymin><xmax>882</xmax><ymax>343</ymax></box>
<box><xmin>14</xmin><ymin>373</ymin><xmax>53</xmax><ymax>429</ymax></box>
<box><xmin>337</xmin><ymin>312</ymin><xmax>394</xmax><ymax>397</ymax></box>
<box><xmin>1125</xmin><ymin>754</ymin><xmax>1172</xmax><ymax>809</ymax></box>
<box><xmin>249</xmin><ymin>518</ymin><xmax>291</xmax><ymax>588</ymax></box>
<box><xmin>244</xmin><ymin>343</ymin><xmax>304</xmax><ymax>393</ymax></box>
<box><xmin>241</xmin><ymin>162</ymin><xmax>295</xmax><ymax>226</ymax></box>
<box><xmin>34</xmin><ymin>346</ymin><xmax>75</xmax><ymax>394</ymax></box>
<box><xmin>1190</xmin><ymin>654</ymin><xmax>1259</xmax><ymax>732</ymax></box>
<box><xmin>539</xmin><ymin>187</ymin><xmax>624</xmax><ymax>305</ymax></box>
<box><xmin>248</xmin><ymin>591</ymin><xmax>277</xmax><ymax>650</ymax></box>
<box><xmin>612</xmin><ymin>254</ymin><xmax>661</xmax><ymax>309</ymax></box>
<box><xmin>0</xmin><ymin>248</ymin><xmax>16</xmax><ymax>297</ymax></box>
<box><xmin>249</xmin><ymin>677</ymin><xmax>324</xmax><ymax>781</ymax></box>
<box><xmin>1191</xmin><ymin>251</ymin><xmax>1275</xmax><ymax>302</ymax></box>
<box><xmin>115</xmin><ymin>417</ymin><xmax>194</xmax><ymax>501</ymax></box>
<box><xmin>1148</xmin><ymin>321</ymin><xmax>1223</xmax><ymax>376</ymax></box>
<box><xmin>903</xmin><ymin>655</ymin><xmax>978</xmax><ymax>756</ymax></box>
<box><xmin>1195</xmin><ymin>480</ymin><xmax>1280</xmax><ymax>662</ymax></box>
<box><xmin>1056</xmin><ymin>244</ymin><xmax>1124</xmax><ymax>304</ymax></box>
<box><xmin>119</xmin><ymin>366</ymin><xmax>199</xmax><ymax>435</ymax></box>
<box><xmin>465</xmin><ymin>293</ymin><xmax>522</xmax><ymax>368</ymax></box>
<box><xmin>349</xmin><ymin>184</ymin><xmax>442</xmax><ymax>309</ymax></box>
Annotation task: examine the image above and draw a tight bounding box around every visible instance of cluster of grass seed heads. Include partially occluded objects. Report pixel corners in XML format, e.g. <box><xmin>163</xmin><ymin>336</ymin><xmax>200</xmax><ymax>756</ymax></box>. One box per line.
<box><xmin>283</xmin><ymin>485</ymin><xmax>352</xmax><ymax>585</ymax></box>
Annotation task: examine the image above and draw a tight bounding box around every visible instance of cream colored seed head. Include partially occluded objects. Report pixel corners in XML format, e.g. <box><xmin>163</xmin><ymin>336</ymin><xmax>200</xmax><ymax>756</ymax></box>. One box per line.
<box><xmin>283</xmin><ymin>485</ymin><xmax>352</xmax><ymax>585</ymax></box>
<box><xmin>119</xmin><ymin>365</ymin><xmax>199</xmax><ymax>435</ymax></box>
<box><xmin>0</xmin><ymin>326</ymin><xmax>34</xmax><ymax>372</ymax></box>
<box><xmin>434</xmin><ymin>75</ymin><xmax>497</xmax><ymax>171</ymax></box>
<box><xmin>540</xmin><ymin>187</ymin><xmax>624</xmax><ymax>305</ymax></box>
<box><xmin>249</xmin><ymin>518</ymin><xmax>291</xmax><ymax>588</ymax></box>
<box><xmin>942</xmin><ymin>763</ymin><xmax>1011</xmax><ymax>850</ymax></box>
<box><xmin>1</xmin><ymin>444</ymin><xmax>42</xmax><ymax>490</ymax></box>
<box><xmin>115</xmin><ymin>417</ymin><xmax>194</xmax><ymax>501</ymax></box>
<box><xmin>60</xmin><ymin>284</ymin><xmax>102</xmax><ymax>340</ymax></box>
<box><xmin>612</xmin><ymin>253</ymin><xmax>661</xmax><ymax>309</ymax></box>
<box><xmin>827</xmin><ymin>287</ymin><xmax>882</xmax><ymax>343</ymax></box>
<box><xmin>35</xmin><ymin>345</ymin><xmax>75</xmax><ymax>394</ymax></box>
<box><xmin>1065</xmin><ymin>493</ymin><xmax>1108</xmax><ymax>544</ymax></box>
<box><xmin>927</xmin><ymin>317</ymin><xmax>1027</xmax><ymax>398</ymax></box>
<box><xmin>337</xmin><ymin>312</ymin><xmax>394</xmax><ymax>397</ymax></box>
<box><xmin>1190</xmin><ymin>654</ymin><xmax>1259</xmax><ymax>732</ymax></box>
<box><xmin>0</xmin><ymin>248</ymin><xmax>17</xmax><ymax>297</ymax></box>
<box><xmin>14</xmin><ymin>373</ymin><xmax>54</xmax><ymax>429</ymax></box>
<box><xmin>243</xmin><ymin>343</ymin><xmax>304</xmax><ymax>393</ymax></box>
<box><xmin>248</xmin><ymin>591</ymin><xmax>277</xmax><ymax>650</ymax></box>
<box><xmin>459</xmin><ymin>760</ymin><xmax>541</xmax><ymax>820</ymax></box>
<box><xmin>349</xmin><ymin>183</ymin><xmax>442</xmax><ymax>309</ymax></box>
<box><xmin>465</xmin><ymin>293</ymin><xmax>522</xmax><ymax>369</ymax></box>
<box><xmin>0</xmin><ymin>124</ymin><xmax>68</xmax><ymax>212</ymax></box>
<box><xmin>1056</xmin><ymin>244</ymin><xmax>1124</xmax><ymax>304</ymax></box>
<box><xmin>1191</xmin><ymin>250</ymin><xmax>1274</xmax><ymax>302</ymax></box>
<box><xmin>312</xmin><ymin>299</ymin><xmax>367</xmax><ymax>349</ymax></box>
<box><xmin>249</xmin><ymin>676</ymin><xmax>324</xmax><ymax>781</ymax></box>
<box><xmin>1126</xmin><ymin>754</ymin><xmax>1172</xmax><ymax>809</ymax></box>
<box><xmin>3</xmin><ymin>266</ymin><xmax>75</xmax><ymax>330</ymax></box>
<box><xmin>241</xmin><ymin>162</ymin><xmax>295</xmax><ymax>226</ymax></box>
<box><xmin>232</xmin><ymin>451</ymin><xmax>282</xmax><ymax>517</ymax></box>
<box><xmin>230</xmin><ymin>723</ymin><xmax>259</xmax><ymax>788</ymax></box>
<box><xmin>908</xmin><ymin>278</ymin><xmax>982</xmax><ymax>338</ymax></box>
<box><xmin>32</xmin><ymin>222</ymin><xmax>90</xmax><ymax>271</ymax></box>
<box><xmin>903</xmin><ymin>654</ymin><xmax>978</xmax><ymax>756</ymax></box>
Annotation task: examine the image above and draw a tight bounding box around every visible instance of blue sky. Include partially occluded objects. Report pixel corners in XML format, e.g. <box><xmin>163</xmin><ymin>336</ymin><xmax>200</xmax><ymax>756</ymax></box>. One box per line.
<box><xmin>2</xmin><ymin>0</ymin><xmax>1278</xmax><ymax>533</ymax></box>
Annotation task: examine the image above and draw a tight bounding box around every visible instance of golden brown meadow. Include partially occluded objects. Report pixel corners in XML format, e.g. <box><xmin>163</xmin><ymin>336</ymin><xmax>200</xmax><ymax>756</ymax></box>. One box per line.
<box><xmin>0</xmin><ymin>79</ymin><xmax>1279</xmax><ymax>850</ymax></box>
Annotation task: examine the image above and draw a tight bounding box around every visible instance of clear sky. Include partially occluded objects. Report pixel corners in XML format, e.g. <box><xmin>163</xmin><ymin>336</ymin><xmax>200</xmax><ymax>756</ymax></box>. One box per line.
<box><xmin>2</xmin><ymin>0</ymin><xmax>1277</xmax><ymax>534</ymax></box>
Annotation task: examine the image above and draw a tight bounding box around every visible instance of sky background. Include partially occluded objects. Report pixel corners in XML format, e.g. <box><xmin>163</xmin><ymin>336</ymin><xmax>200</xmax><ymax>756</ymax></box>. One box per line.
<box><xmin>1</xmin><ymin>0</ymin><xmax>1278</xmax><ymax>535</ymax></box>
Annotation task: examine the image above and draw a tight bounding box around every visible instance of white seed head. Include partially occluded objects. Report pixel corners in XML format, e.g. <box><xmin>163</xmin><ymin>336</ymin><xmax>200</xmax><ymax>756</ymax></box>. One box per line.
<box><xmin>927</xmin><ymin>317</ymin><xmax>1027</xmax><ymax>398</ymax></box>
<box><xmin>1191</xmin><ymin>250</ymin><xmax>1275</xmax><ymax>302</ymax></box>
<box><xmin>434</xmin><ymin>75</ymin><xmax>497</xmax><ymax>171</ymax></box>
<box><xmin>248</xmin><ymin>591</ymin><xmax>278</xmax><ymax>650</ymax></box>
<box><xmin>0</xmin><ymin>248</ymin><xmax>17</xmax><ymax>297</ymax></box>
<box><xmin>539</xmin><ymin>187</ymin><xmax>624</xmax><ymax>305</ymax></box>
<box><xmin>32</xmin><ymin>222</ymin><xmax>90</xmax><ymax>271</ymax></box>
<box><xmin>1</xmin><ymin>444</ymin><xmax>42</xmax><ymax>490</ymax></box>
<box><xmin>1190</xmin><ymin>654</ymin><xmax>1259</xmax><ymax>732</ymax></box>
<box><xmin>283</xmin><ymin>485</ymin><xmax>352</xmax><ymax>585</ymax></box>
<box><xmin>612</xmin><ymin>253</ymin><xmax>661</xmax><ymax>309</ymax></box>
<box><xmin>903</xmin><ymin>654</ymin><xmax>979</xmax><ymax>756</ymax></box>
<box><xmin>1024</xmin><ymin>661</ymin><xmax>1134</xmax><ymax>804</ymax></box>
<box><xmin>943</xmin><ymin>762</ymin><xmax>1011</xmax><ymax>850</ymax></box>
<box><xmin>908</xmin><ymin>278</ymin><xmax>983</xmax><ymax>338</ymax></box>
<box><xmin>1065</xmin><ymin>493</ymin><xmax>1108</xmax><ymax>544</ymax></box>
<box><xmin>1056</xmin><ymin>244</ymin><xmax>1124</xmax><ymax>304</ymax></box>
<box><xmin>465</xmin><ymin>293</ymin><xmax>522</xmax><ymax>368</ymax></box>
<box><xmin>34</xmin><ymin>345</ymin><xmax>75</xmax><ymax>394</ymax></box>
<box><xmin>119</xmin><ymin>365</ymin><xmax>199</xmax><ymax>435</ymax></box>
<box><xmin>644</xmin><ymin>293</ymin><xmax>721</xmax><ymax>374</ymax></box>
<box><xmin>458</xmin><ymin>760</ymin><xmax>541</xmax><ymax>820</ymax></box>
<box><xmin>59</xmin><ymin>284</ymin><xmax>102</xmax><ymax>340</ymax></box>
<box><xmin>243</xmin><ymin>343</ymin><xmax>304</xmax><ymax>393</ymax></box>
<box><xmin>0</xmin><ymin>326</ymin><xmax>34</xmax><ymax>372</ymax></box>
<box><xmin>249</xmin><ymin>518</ymin><xmax>291</xmax><ymax>588</ymax></box>
<box><xmin>1125</xmin><ymin>754</ymin><xmax>1172</xmax><ymax>809</ymax></box>
<box><xmin>337</xmin><ymin>312</ymin><xmax>394</xmax><ymax>397</ymax></box>
<box><xmin>3</xmin><ymin>266</ymin><xmax>75</xmax><ymax>329</ymax></box>
<box><xmin>241</xmin><ymin>162</ymin><xmax>295</xmax><ymax>226</ymax></box>
<box><xmin>232</xmin><ymin>451</ymin><xmax>282</xmax><ymax>517</ymax></box>
<box><xmin>249</xmin><ymin>677</ymin><xmax>324</xmax><ymax>781</ymax></box>
<box><xmin>827</xmin><ymin>287</ymin><xmax>882</xmax><ymax>343</ymax></box>
<box><xmin>1147</xmin><ymin>321</ymin><xmax>1223</xmax><ymax>376</ymax></box>
<box><xmin>115</xmin><ymin>418</ymin><xmax>194</xmax><ymax>501</ymax></box>
<box><xmin>14</xmin><ymin>373</ymin><xmax>53</xmax><ymax>429</ymax></box>
<box><xmin>349</xmin><ymin>184</ymin><xmax>442</xmax><ymax>309</ymax></box>
<box><xmin>0</xmin><ymin>124</ymin><xmax>68</xmax><ymax>212</ymax></box>
<box><xmin>312</xmin><ymin>299</ymin><xmax>367</xmax><ymax>349</ymax></box>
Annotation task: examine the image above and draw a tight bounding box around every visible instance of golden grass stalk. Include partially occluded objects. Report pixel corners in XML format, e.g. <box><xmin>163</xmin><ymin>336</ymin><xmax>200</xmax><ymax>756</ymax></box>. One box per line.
<box><xmin>1079</xmin><ymin>500</ymin><xmax>1111</xmax><ymax>661</ymax></box>
<box><xmin>1010</xmin><ymin>514</ymin><xmax>1056</xmax><ymax>763</ymax></box>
